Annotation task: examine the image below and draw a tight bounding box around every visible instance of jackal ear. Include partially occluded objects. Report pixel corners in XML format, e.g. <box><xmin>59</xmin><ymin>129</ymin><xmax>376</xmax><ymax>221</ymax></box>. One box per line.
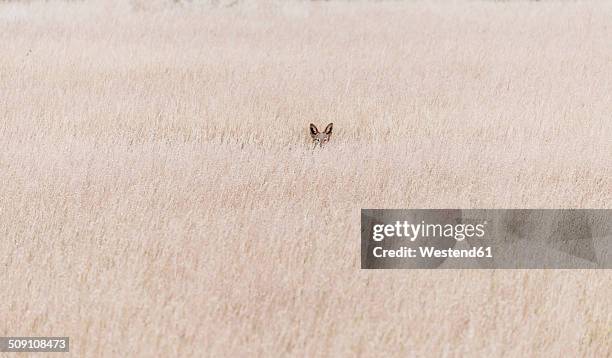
<box><xmin>324</xmin><ymin>123</ymin><xmax>333</xmax><ymax>135</ymax></box>
<box><xmin>309</xmin><ymin>123</ymin><xmax>319</xmax><ymax>138</ymax></box>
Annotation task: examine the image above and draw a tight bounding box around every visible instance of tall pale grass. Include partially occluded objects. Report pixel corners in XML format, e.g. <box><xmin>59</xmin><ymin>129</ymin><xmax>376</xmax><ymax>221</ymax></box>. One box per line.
<box><xmin>0</xmin><ymin>1</ymin><xmax>610</xmax><ymax>356</ymax></box>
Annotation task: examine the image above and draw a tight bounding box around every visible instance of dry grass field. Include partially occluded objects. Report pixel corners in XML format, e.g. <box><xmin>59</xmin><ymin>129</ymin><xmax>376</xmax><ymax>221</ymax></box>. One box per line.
<box><xmin>1</xmin><ymin>0</ymin><xmax>611</xmax><ymax>356</ymax></box>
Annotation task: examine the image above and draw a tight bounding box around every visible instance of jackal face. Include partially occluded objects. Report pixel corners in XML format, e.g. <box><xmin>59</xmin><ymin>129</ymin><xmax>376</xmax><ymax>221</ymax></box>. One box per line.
<box><xmin>309</xmin><ymin>123</ymin><xmax>333</xmax><ymax>148</ymax></box>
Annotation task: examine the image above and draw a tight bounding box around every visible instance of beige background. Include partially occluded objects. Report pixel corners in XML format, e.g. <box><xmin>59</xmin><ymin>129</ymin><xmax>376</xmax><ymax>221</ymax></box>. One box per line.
<box><xmin>1</xmin><ymin>1</ymin><xmax>610</xmax><ymax>356</ymax></box>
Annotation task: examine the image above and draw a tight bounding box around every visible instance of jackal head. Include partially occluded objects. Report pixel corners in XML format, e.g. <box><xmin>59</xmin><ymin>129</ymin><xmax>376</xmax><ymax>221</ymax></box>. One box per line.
<box><xmin>309</xmin><ymin>123</ymin><xmax>333</xmax><ymax>148</ymax></box>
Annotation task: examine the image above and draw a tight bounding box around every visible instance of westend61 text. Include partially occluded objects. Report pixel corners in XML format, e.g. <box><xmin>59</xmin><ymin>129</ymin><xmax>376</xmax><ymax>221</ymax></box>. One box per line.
<box><xmin>373</xmin><ymin>246</ymin><xmax>493</xmax><ymax>258</ymax></box>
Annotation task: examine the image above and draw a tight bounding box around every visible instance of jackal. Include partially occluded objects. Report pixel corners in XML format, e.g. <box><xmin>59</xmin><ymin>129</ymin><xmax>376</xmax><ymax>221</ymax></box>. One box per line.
<box><xmin>309</xmin><ymin>123</ymin><xmax>333</xmax><ymax>148</ymax></box>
